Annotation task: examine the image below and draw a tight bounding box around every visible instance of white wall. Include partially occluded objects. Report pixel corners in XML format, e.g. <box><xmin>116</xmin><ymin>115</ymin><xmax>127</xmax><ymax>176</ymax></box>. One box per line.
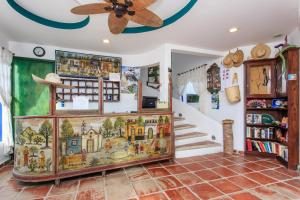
<box><xmin>0</xmin><ymin>30</ymin><xmax>10</xmax><ymax>48</ymax></box>
<box><xmin>289</xmin><ymin>28</ymin><xmax>300</xmax><ymax>46</ymax></box>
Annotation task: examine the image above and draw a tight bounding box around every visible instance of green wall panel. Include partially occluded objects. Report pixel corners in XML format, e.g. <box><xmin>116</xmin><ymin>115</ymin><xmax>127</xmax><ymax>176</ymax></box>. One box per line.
<box><xmin>12</xmin><ymin>57</ymin><xmax>54</xmax><ymax>116</ymax></box>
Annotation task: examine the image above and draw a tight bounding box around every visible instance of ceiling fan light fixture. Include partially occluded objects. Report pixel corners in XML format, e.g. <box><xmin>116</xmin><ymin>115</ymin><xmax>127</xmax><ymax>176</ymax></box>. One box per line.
<box><xmin>229</xmin><ymin>27</ymin><xmax>239</xmax><ymax>33</ymax></box>
<box><xmin>103</xmin><ymin>39</ymin><xmax>110</xmax><ymax>44</ymax></box>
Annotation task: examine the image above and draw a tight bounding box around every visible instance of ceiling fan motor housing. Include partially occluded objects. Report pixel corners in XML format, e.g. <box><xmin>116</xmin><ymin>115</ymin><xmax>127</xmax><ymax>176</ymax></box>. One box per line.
<box><xmin>107</xmin><ymin>0</ymin><xmax>135</xmax><ymax>18</ymax></box>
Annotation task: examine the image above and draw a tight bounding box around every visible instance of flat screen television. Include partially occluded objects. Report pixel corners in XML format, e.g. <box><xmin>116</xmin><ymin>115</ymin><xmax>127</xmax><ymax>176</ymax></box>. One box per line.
<box><xmin>187</xmin><ymin>94</ymin><xmax>199</xmax><ymax>103</ymax></box>
<box><xmin>142</xmin><ymin>96</ymin><xmax>158</xmax><ymax>109</ymax></box>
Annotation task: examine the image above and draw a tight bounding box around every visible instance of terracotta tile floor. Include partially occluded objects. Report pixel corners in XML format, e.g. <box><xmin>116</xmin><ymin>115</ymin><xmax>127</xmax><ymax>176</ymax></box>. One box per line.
<box><xmin>1</xmin><ymin>153</ymin><xmax>300</xmax><ymax>200</ymax></box>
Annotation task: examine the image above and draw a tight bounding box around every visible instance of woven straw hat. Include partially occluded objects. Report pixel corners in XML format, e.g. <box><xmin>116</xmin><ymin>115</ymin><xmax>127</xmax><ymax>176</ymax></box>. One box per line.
<box><xmin>251</xmin><ymin>44</ymin><xmax>271</xmax><ymax>59</ymax></box>
<box><xmin>232</xmin><ymin>49</ymin><xmax>244</xmax><ymax>67</ymax></box>
<box><xmin>223</xmin><ymin>52</ymin><xmax>234</xmax><ymax>68</ymax></box>
<box><xmin>32</xmin><ymin>73</ymin><xmax>73</xmax><ymax>88</ymax></box>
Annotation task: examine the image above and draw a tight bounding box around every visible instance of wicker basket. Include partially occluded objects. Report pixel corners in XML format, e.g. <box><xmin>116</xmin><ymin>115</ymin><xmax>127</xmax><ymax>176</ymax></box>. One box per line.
<box><xmin>225</xmin><ymin>73</ymin><xmax>241</xmax><ymax>103</ymax></box>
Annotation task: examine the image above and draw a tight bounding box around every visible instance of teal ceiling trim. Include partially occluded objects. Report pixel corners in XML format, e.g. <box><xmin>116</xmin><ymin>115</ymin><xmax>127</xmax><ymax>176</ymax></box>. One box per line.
<box><xmin>7</xmin><ymin>0</ymin><xmax>89</xmax><ymax>29</ymax></box>
<box><xmin>123</xmin><ymin>0</ymin><xmax>198</xmax><ymax>34</ymax></box>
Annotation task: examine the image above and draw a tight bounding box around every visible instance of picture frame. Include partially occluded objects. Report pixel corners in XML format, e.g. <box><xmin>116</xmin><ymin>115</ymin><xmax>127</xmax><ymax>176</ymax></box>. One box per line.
<box><xmin>147</xmin><ymin>66</ymin><xmax>160</xmax><ymax>89</ymax></box>
<box><xmin>55</xmin><ymin>50</ymin><xmax>122</xmax><ymax>79</ymax></box>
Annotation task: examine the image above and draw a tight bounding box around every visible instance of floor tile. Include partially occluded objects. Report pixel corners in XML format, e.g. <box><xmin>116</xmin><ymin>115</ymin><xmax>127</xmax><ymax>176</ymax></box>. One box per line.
<box><xmin>194</xmin><ymin>169</ymin><xmax>222</xmax><ymax>181</ymax></box>
<box><xmin>240</xmin><ymin>163</ymin><xmax>267</xmax><ymax>171</ymax></box>
<box><xmin>250</xmin><ymin>186</ymin><xmax>291</xmax><ymax>200</ymax></box>
<box><xmin>76</xmin><ymin>189</ymin><xmax>105</xmax><ymax>200</ymax></box>
<box><xmin>156</xmin><ymin>176</ymin><xmax>182</xmax><ymax>190</ymax></box>
<box><xmin>203</xmin><ymin>153</ymin><xmax>222</xmax><ymax>160</ymax></box>
<box><xmin>165</xmin><ymin>187</ymin><xmax>198</xmax><ymax>200</ymax></box>
<box><xmin>46</xmin><ymin>193</ymin><xmax>75</xmax><ymax>200</ymax></box>
<box><xmin>127</xmin><ymin>170</ymin><xmax>151</xmax><ymax>182</ymax></box>
<box><xmin>49</xmin><ymin>180</ymin><xmax>78</xmax><ymax>196</ymax></box>
<box><xmin>17</xmin><ymin>185</ymin><xmax>51</xmax><ymax>200</ymax></box>
<box><xmin>175</xmin><ymin>173</ymin><xmax>203</xmax><ymax>186</ymax></box>
<box><xmin>165</xmin><ymin>165</ymin><xmax>189</xmax><ymax>174</ymax></box>
<box><xmin>212</xmin><ymin>167</ymin><xmax>237</xmax><ymax>177</ymax></box>
<box><xmin>255</xmin><ymin>160</ymin><xmax>281</xmax><ymax>168</ymax></box>
<box><xmin>225</xmin><ymin>156</ymin><xmax>249</xmax><ymax>164</ymax></box>
<box><xmin>148</xmin><ymin>167</ymin><xmax>171</xmax><ymax>177</ymax></box>
<box><xmin>261</xmin><ymin>170</ymin><xmax>292</xmax><ymax>181</ymax></box>
<box><xmin>198</xmin><ymin>160</ymin><xmax>220</xmax><ymax>168</ymax></box>
<box><xmin>105</xmin><ymin>174</ymin><xmax>136</xmax><ymax>200</ymax></box>
<box><xmin>132</xmin><ymin>179</ymin><xmax>160</xmax><ymax>197</ymax></box>
<box><xmin>276</xmin><ymin>167</ymin><xmax>300</xmax><ymax>177</ymax></box>
<box><xmin>227</xmin><ymin>175</ymin><xmax>259</xmax><ymax>189</ymax></box>
<box><xmin>209</xmin><ymin>179</ymin><xmax>242</xmax><ymax>194</ymax></box>
<box><xmin>230</xmin><ymin>192</ymin><xmax>262</xmax><ymax>200</ymax></box>
<box><xmin>243</xmin><ymin>156</ymin><xmax>263</xmax><ymax>162</ymax></box>
<box><xmin>125</xmin><ymin>165</ymin><xmax>145</xmax><ymax>173</ymax></box>
<box><xmin>182</xmin><ymin>163</ymin><xmax>206</xmax><ymax>171</ymax></box>
<box><xmin>226</xmin><ymin>164</ymin><xmax>253</xmax><ymax>174</ymax></box>
<box><xmin>190</xmin><ymin>183</ymin><xmax>223</xmax><ymax>200</ymax></box>
<box><xmin>245</xmin><ymin>172</ymin><xmax>277</xmax><ymax>185</ymax></box>
<box><xmin>139</xmin><ymin>192</ymin><xmax>168</xmax><ymax>200</ymax></box>
<box><xmin>189</xmin><ymin>155</ymin><xmax>210</xmax><ymax>162</ymax></box>
<box><xmin>214</xmin><ymin>159</ymin><xmax>236</xmax><ymax>166</ymax></box>
<box><xmin>79</xmin><ymin>177</ymin><xmax>104</xmax><ymax>191</ymax></box>
<box><xmin>160</xmin><ymin>160</ymin><xmax>178</xmax><ymax>167</ymax></box>
<box><xmin>266</xmin><ymin>182</ymin><xmax>300</xmax><ymax>199</ymax></box>
<box><xmin>175</xmin><ymin>157</ymin><xmax>194</xmax><ymax>164</ymax></box>
<box><xmin>0</xmin><ymin>186</ymin><xmax>22</xmax><ymax>200</ymax></box>
<box><xmin>285</xmin><ymin>178</ymin><xmax>300</xmax><ymax>188</ymax></box>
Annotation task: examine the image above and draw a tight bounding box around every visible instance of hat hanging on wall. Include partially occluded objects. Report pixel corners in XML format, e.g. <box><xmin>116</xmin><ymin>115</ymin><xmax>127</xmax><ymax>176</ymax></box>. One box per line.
<box><xmin>223</xmin><ymin>52</ymin><xmax>234</xmax><ymax>68</ymax></box>
<box><xmin>251</xmin><ymin>44</ymin><xmax>271</xmax><ymax>59</ymax></box>
<box><xmin>232</xmin><ymin>49</ymin><xmax>244</xmax><ymax>67</ymax></box>
<box><xmin>32</xmin><ymin>73</ymin><xmax>74</xmax><ymax>88</ymax></box>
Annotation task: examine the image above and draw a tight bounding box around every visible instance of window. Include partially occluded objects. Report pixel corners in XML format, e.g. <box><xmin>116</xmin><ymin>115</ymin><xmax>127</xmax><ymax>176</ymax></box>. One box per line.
<box><xmin>0</xmin><ymin>102</ymin><xmax>2</xmax><ymax>142</ymax></box>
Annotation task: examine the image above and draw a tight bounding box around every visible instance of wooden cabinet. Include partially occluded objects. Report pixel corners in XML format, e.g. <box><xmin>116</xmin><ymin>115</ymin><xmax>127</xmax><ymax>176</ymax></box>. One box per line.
<box><xmin>245</xmin><ymin>59</ymin><xmax>276</xmax><ymax>98</ymax></box>
<box><xmin>244</xmin><ymin>48</ymin><xmax>299</xmax><ymax>170</ymax></box>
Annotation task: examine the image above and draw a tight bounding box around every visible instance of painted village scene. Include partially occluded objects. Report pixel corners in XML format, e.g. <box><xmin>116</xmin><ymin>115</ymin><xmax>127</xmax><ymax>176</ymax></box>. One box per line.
<box><xmin>55</xmin><ymin>50</ymin><xmax>121</xmax><ymax>79</ymax></box>
<box><xmin>14</xmin><ymin>118</ymin><xmax>53</xmax><ymax>175</ymax></box>
<box><xmin>59</xmin><ymin>115</ymin><xmax>172</xmax><ymax>171</ymax></box>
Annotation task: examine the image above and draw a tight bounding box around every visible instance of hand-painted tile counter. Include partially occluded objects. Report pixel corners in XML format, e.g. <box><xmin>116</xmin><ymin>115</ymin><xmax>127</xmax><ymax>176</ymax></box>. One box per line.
<box><xmin>13</xmin><ymin>112</ymin><xmax>174</xmax><ymax>182</ymax></box>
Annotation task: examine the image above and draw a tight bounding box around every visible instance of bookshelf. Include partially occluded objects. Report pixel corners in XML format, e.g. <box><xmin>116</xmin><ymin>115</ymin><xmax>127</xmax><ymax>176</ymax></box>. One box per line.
<box><xmin>244</xmin><ymin>48</ymin><xmax>299</xmax><ymax>169</ymax></box>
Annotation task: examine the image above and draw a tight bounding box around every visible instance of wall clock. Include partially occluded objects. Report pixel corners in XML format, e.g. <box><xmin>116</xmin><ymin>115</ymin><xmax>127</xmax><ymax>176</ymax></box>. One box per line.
<box><xmin>33</xmin><ymin>46</ymin><xmax>46</xmax><ymax>57</ymax></box>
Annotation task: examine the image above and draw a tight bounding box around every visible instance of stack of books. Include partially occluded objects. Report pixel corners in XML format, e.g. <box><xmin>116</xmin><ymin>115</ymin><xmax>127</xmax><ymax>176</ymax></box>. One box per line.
<box><xmin>246</xmin><ymin>127</ymin><xmax>274</xmax><ymax>139</ymax></box>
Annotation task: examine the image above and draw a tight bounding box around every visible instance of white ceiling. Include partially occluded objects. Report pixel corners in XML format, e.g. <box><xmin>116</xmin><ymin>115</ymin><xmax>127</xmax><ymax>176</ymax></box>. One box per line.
<box><xmin>0</xmin><ymin>0</ymin><xmax>298</xmax><ymax>54</ymax></box>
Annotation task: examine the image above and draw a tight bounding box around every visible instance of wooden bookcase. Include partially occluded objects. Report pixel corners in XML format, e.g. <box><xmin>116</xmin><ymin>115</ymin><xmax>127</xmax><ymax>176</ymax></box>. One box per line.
<box><xmin>244</xmin><ymin>48</ymin><xmax>299</xmax><ymax>170</ymax></box>
<box><xmin>56</xmin><ymin>77</ymin><xmax>120</xmax><ymax>103</ymax></box>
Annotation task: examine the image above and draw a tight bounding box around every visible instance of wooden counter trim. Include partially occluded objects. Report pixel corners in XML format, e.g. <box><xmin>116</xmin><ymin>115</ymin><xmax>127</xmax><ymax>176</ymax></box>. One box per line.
<box><xmin>14</xmin><ymin>111</ymin><xmax>173</xmax><ymax>119</ymax></box>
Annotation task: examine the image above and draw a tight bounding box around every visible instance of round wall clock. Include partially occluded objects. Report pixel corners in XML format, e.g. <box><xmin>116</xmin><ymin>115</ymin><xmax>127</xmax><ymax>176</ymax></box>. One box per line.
<box><xmin>33</xmin><ymin>46</ymin><xmax>46</xmax><ymax>57</ymax></box>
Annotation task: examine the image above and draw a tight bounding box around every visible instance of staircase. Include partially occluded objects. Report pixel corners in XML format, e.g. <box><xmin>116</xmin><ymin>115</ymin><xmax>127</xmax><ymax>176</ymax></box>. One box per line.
<box><xmin>173</xmin><ymin>98</ymin><xmax>223</xmax><ymax>158</ymax></box>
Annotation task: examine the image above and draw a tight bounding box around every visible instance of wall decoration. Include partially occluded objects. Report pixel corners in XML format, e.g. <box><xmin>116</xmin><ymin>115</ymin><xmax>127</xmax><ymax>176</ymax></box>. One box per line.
<box><xmin>207</xmin><ymin>63</ymin><xmax>221</xmax><ymax>94</ymax></box>
<box><xmin>14</xmin><ymin>118</ymin><xmax>54</xmax><ymax>175</ymax></box>
<box><xmin>211</xmin><ymin>93</ymin><xmax>219</xmax><ymax>110</ymax></box>
<box><xmin>55</xmin><ymin>50</ymin><xmax>121</xmax><ymax>79</ymax></box>
<box><xmin>147</xmin><ymin>66</ymin><xmax>160</xmax><ymax>89</ymax></box>
<box><xmin>58</xmin><ymin>115</ymin><xmax>172</xmax><ymax>172</ymax></box>
<box><xmin>121</xmin><ymin>66</ymin><xmax>140</xmax><ymax>95</ymax></box>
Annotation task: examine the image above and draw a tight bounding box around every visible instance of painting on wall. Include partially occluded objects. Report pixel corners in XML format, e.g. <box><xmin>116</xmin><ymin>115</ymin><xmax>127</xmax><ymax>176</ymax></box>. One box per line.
<box><xmin>58</xmin><ymin>115</ymin><xmax>172</xmax><ymax>172</ymax></box>
<box><xmin>14</xmin><ymin>118</ymin><xmax>54</xmax><ymax>175</ymax></box>
<box><xmin>147</xmin><ymin>66</ymin><xmax>160</xmax><ymax>89</ymax></box>
<box><xmin>55</xmin><ymin>50</ymin><xmax>122</xmax><ymax>79</ymax></box>
<box><xmin>121</xmin><ymin>66</ymin><xmax>140</xmax><ymax>95</ymax></box>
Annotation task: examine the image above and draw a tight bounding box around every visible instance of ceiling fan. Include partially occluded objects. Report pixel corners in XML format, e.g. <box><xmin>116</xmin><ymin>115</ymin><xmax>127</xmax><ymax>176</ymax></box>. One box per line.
<box><xmin>71</xmin><ymin>0</ymin><xmax>163</xmax><ymax>34</ymax></box>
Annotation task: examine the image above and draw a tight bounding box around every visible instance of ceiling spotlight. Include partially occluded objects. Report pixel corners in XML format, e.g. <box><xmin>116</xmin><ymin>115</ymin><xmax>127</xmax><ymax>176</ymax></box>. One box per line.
<box><xmin>103</xmin><ymin>39</ymin><xmax>110</xmax><ymax>44</ymax></box>
<box><xmin>229</xmin><ymin>27</ymin><xmax>239</xmax><ymax>33</ymax></box>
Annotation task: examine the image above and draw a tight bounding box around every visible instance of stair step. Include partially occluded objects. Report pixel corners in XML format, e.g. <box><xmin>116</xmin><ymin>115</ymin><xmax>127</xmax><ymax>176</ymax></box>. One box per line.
<box><xmin>174</xmin><ymin>117</ymin><xmax>185</xmax><ymax>122</ymax></box>
<box><xmin>176</xmin><ymin>132</ymin><xmax>208</xmax><ymax>140</ymax></box>
<box><xmin>176</xmin><ymin>141</ymin><xmax>221</xmax><ymax>151</ymax></box>
<box><xmin>174</xmin><ymin>124</ymin><xmax>196</xmax><ymax>131</ymax></box>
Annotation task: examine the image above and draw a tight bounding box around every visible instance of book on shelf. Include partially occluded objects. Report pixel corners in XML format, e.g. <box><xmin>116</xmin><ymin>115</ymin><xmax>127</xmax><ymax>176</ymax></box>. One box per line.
<box><xmin>246</xmin><ymin>139</ymin><xmax>288</xmax><ymax>161</ymax></box>
<box><xmin>246</xmin><ymin>127</ymin><xmax>274</xmax><ymax>139</ymax></box>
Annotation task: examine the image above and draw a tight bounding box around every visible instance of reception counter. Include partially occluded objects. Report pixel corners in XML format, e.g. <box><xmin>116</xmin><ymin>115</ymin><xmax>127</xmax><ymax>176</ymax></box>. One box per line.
<box><xmin>13</xmin><ymin>111</ymin><xmax>174</xmax><ymax>183</ymax></box>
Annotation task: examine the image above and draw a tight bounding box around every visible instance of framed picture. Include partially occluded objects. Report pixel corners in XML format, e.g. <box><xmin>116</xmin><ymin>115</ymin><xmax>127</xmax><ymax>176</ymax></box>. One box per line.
<box><xmin>55</xmin><ymin>50</ymin><xmax>122</xmax><ymax>79</ymax></box>
<box><xmin>147</xmin><ymin>66</ymin><xmax>160</xmax><ymax>89</ymax></box>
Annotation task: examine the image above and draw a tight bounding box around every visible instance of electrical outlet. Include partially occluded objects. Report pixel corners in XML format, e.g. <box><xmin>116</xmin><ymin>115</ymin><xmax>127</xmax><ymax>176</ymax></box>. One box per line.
<box><xmin>212</xmin><ymin>135</ymin><xmax>216</xmax><ymax>140</ymax></box>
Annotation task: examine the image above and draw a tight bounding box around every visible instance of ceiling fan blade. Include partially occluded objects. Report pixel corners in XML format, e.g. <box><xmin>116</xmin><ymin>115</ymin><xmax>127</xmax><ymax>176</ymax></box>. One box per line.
<box><xmin>71</xmin><ymin>3</ymin><xmax>111</xmax><ymax>15</ymax></box>
<box><xmin>126</xmin><ymin>9</ymin><xmax>163</xmax><ymax>27</ymax></box>
<box><xmin>108</xmin><ymin>13</ymin><xmax>129</xmax><ymax>34</ymax></box>
<box><xmin>132</xmin><ymin>0</ymin><xmax>156</xmax><ymax>10</ymax></box>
